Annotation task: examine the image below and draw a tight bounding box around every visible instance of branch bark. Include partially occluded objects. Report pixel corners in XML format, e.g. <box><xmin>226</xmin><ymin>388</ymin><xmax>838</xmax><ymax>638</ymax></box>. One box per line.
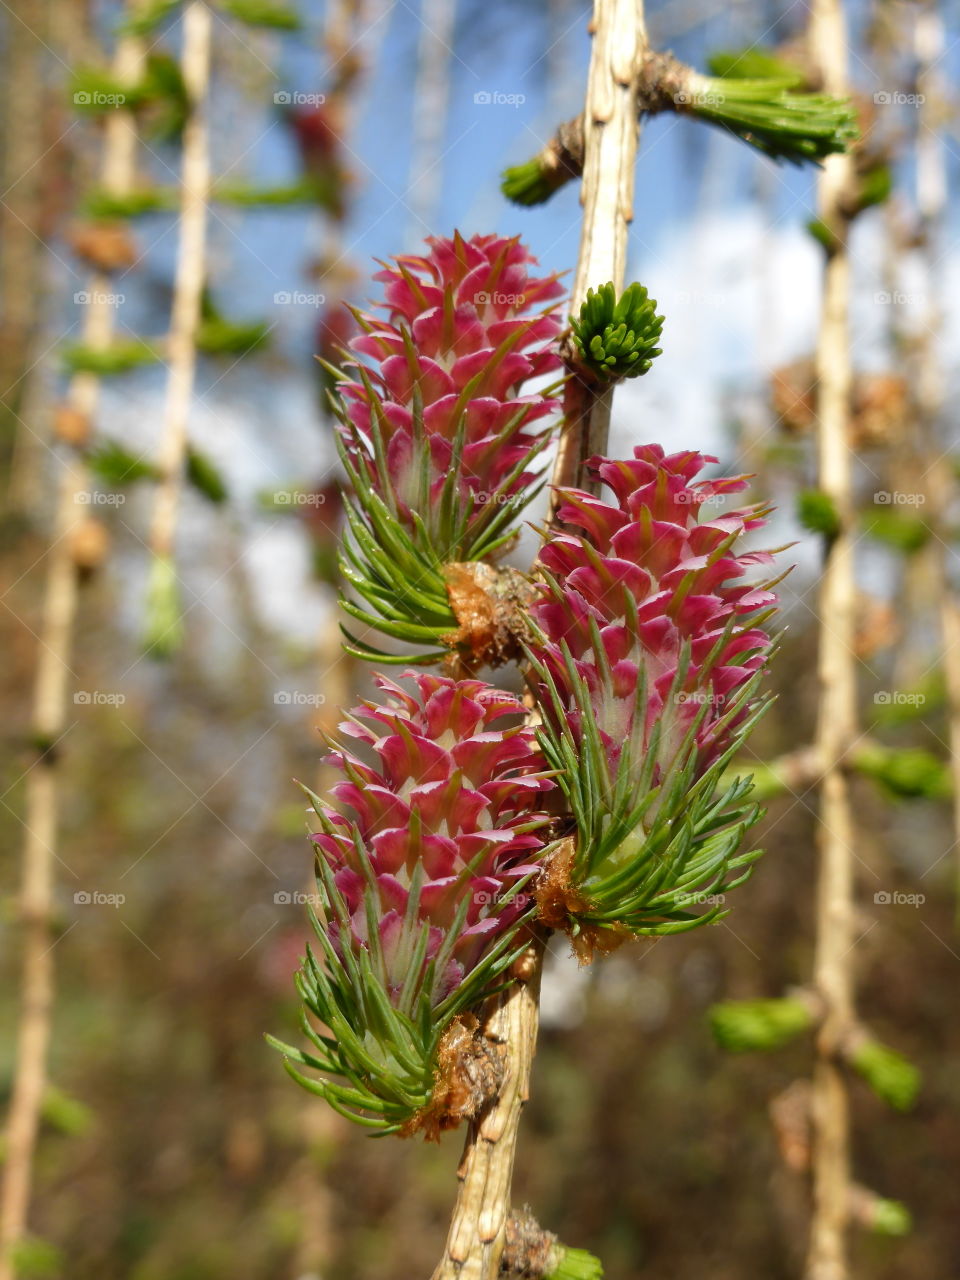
<box><xmin>549</xmin><ymin>0</ymin><xmax>646</xmax><ymax>513</ymax></box>
<box><xmin>805</xmin><ymin>0</ymin><xmax>857</xmax><ymax>1275</ymax></box>
<box><xmin>432</xmin><ymin>2</ymin><xmax>646</xmax><ymax>1275</ymax></box>
<box><xmin>147</xmin><ymin>0</ymin><xmax>212</xmax><ymax>630</ymax></box>
<box><xmin>911</xmin><ymin>4</ymin><xmax>960</xmax><ymax>926</ymax></box>
<box><xmin>0</xmin><ymin>20</ymin><xmax>144</xmax><ymax>1277</ymax></box>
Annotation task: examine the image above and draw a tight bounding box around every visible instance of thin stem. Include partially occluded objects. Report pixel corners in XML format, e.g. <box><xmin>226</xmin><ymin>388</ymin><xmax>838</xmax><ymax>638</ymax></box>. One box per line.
<box><xmin>405</xmin><ymin>0</ymin><xmax>454</xmax><ymax>244</ymax></box>
<box><xmin>911</xmin><ymin>4</ymin><xmax>960</xmax><ymax>927</ymax></box>
<box><xmin>432</xmin><ymin>3</ymin><xmax>646</xmax><ymax>1275</ymax></box>
<box><xmin>431</xmin><ymin>950</ymin><xmax>542</xmax><ymax>1280</ymax></box>
<box><xmin>0</xmin><ymin>20</ymin><xmax>144</xmax><ymax>1276</ymax></box>
<box><xmin>549</xmin><ymin>0</ymin><xmax>646</xmax><ymax>512</ymax></box>
<box><xmin>147</xmin><ymin>1</ymin><xmax>212</xmax><ymax>573</ymax></box>
<box><xmin>805</xmin><ymin>0</ymin><xmax>857</xmax><ymax>1275</ymax></box>
<box><xmin>0</xmin><ymin>0</ymin><xmax>49</xmax><ymax>489</ymax></box>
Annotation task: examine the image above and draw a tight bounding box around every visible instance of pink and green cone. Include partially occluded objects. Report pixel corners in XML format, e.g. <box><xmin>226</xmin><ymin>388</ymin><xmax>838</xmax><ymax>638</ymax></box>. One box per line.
<box><xmin>271</xmin><ymin>672</ymin><xmax>554</xmax><ymax>1132</ymax></box>
<box><xmin>528</xmin><ymin>444</ymin><xmax>780</xmax><ymax>940</ymax></box>
<box><xmin>331</xmin><ymin>232</ymin><xmax>564</xmax><ymax>663</ymax></box>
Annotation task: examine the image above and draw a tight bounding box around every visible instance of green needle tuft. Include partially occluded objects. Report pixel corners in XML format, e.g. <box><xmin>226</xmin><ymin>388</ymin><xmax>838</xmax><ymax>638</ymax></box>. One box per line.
<box><xmin>570</xmin><ymin>282</ymin><xmax>664</xmax><ymax>380</ymax></box>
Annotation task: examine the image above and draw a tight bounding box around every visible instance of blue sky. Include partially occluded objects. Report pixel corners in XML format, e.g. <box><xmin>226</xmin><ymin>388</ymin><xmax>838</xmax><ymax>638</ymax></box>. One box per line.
<box><xmin>77</xmin><ymin>0</ymin><xmax>960</xmax><ymax>643</ymax></box>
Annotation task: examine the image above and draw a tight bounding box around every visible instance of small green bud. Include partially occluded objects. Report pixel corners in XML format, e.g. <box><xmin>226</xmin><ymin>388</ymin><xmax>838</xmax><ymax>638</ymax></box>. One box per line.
<box><xmin>501</xmin><ymin>158</ymin><xmax>563</xmax><ymax>208</ymax></box>
<box><xmin>9</xmin><ymin>1236</ymin><xmax>63</xmax><ymax>1279</ymax></box>
<box><xmin>849</xmin><ymin>1037</ymin><xmax>921</xmax><ymax>1112</ymax></box>
<box><xmin>570</xmin><ymin>282</ymin><xmax>664</xmax><ymax>380</ymax></box>
<box><xmin>807</xmin><ymin>218</ymin><xmax>840</xmax><ymax>252</ymax></box>
<box><xmin>186</xmin><ymin>447</ymin><xmax>229</xmax><ymax>504</ymax></box>
<box><xmin>862</xmin><ymin>509</ymin><xmax>930</xmax><ymax>555</ymax></box>
<box><xmin>797</xmin><ymin>488</ymin><xmax>841</xmax><ymax>538</ymax></box>
<box><xmin>547</xmin><ymin>1244</ymin><xmax>605</xmax><ymax>1279</ymax></box>
<box><xmin>41</xmin><ymin>1085</ymin><xmax>94</xmax><ymax>1137</ymax></box>
<box><xmin>144</xmin><ymin>554</ymin><xmax>184</xmax><ymax>658</ymax></box>
<box><xmin>709</xmin><ymin>997</ymin><xmax>815</xmax><ymax>1053</ymax></box>
<box><xmin>866</xmin><ymin>1197</ymin><xmax>913</xmax><ymax>1237</ymax></box>
<box><xmin>853</xmin><ymin>744</ymin><xmax>950</xmax><ymax>801</ymax></box>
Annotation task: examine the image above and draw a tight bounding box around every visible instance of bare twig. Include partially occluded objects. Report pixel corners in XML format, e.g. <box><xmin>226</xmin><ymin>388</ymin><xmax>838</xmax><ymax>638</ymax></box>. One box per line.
<box><xmin>431</xmin><ymin>949</ymin><xmax>542</xmax><ymax>1280</ymax></box>
<box><xmin>432</xmin><ymin>3</ymin><xmax>646</xmax><ymax>1275</ymax></box>
<box><xmin>406</xmin><ymin>0</ymin><xmax>454</xmax><ymax>242</ymax></box>
<box><xmin>805</xmin><ymin>0</ymin><xmax>858</xmax><ymax>1274</ymax></box>
<box><xmin>911</xmin><ymin>4</ymin><xmax>960</xmax><ymax>925</ymax></box>
<box><xmin>146</xmin><ymin>0</ymin><xmax>212</xmax><ymax>645</ymax></box>
<box><xmin>549</xmin><ymin>0</ymin><xmax>646</xmax><ymax>513</ymax></box>
<box><xmin>0</xmin><ymin>0</ymin><xmax>49</xmax><ymax>493</ymax></box>
<box><xmin>0</xmin><ymin>22</ymin><xmax>144</xmax><ymax>1277</ymax></box>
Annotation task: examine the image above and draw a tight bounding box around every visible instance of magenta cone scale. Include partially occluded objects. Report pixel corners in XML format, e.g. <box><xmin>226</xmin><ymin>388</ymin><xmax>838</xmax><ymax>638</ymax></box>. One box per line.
<box><xmin>528</xmin><ymin>444</ymin><xmax>780</xmax><ymax>937</ymax></box>
<box><xmin>272</xmin><ymin>673</ymin><xmax>554</xmax><ymax>1131</ymax></box>
<box><xmin>341</xmin><ymin>233</ymin><xmax>564</xmax><ymax>540</ymax></box>
<box><xmin>314</xmin><ymin>672</ymin><xmax>553</xmax><ymax>1000</ymax></box>
<box><xmin>332</xmin><ymin>234</ymin><xmax>566</xmax><ymax>663</ymax></box>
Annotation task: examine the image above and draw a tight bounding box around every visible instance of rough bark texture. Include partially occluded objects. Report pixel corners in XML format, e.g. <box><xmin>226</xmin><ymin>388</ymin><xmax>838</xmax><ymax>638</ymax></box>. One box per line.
<box><xmin>805</xmin><ymin>0</ymin><xmax>857</xmax><ymax>1275</ymax></box>
<box><xmin>430</xmin><ymin>950</ymin><xmax>542</xmax><ymax>1280</ymax></box>
<box><xmin>549</xmin><ymin>0</ymin><xmax>646</xmax><ymax>515</ymax></box>
<box><xmin>148</xmin><ymin>1</ymin><xmax>212</xmax><ymax>568</ymax></box>
<box><xmin>432</xmin><ymin>3</ymin><xmax>647</xmax><ymax>1275</ymax></box>
<box><xmin>0</xmin><ymin>17</ymin><xmax>144</xmax><ymax>1276</ymax></box>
